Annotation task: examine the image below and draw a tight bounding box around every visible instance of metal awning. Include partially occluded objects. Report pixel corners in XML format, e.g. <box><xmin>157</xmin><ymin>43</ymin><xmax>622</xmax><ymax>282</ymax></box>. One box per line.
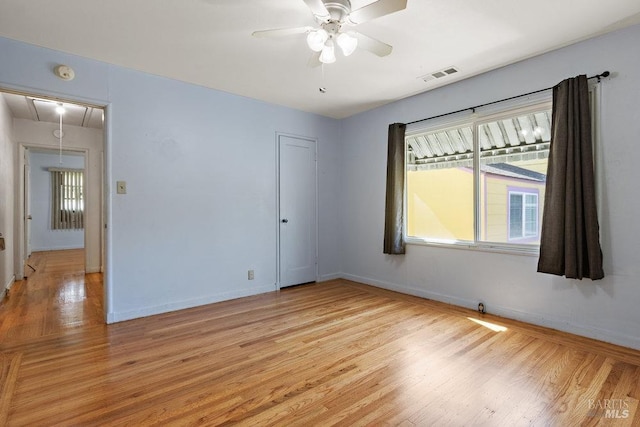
<box><xmin>407</xmin><ymin>111</ymin><xmax>551</xmax><ymax>170</ymax></box>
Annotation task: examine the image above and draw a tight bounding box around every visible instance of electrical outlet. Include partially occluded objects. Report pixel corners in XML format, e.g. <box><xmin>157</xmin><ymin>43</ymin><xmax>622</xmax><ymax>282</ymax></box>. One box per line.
<box><xmin>478</xmin><ymin>302</ymin><xmax>486</xmax><ymax>314</ymax></box>
<box><xmin>116</xmin><ymin>181</ymin><xmax>127</xmax><ymax>194</ymax></box>
<box><xmin>248</xmin><ymin>270</ymin><xmax>254</xmax><ymax>280</ymax></box>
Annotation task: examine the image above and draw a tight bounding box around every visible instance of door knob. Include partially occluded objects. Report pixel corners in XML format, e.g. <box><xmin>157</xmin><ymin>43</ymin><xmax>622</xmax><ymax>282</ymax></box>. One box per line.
<box><xmin>281</xmin><ymin>219</ymin><xmax>289</xmax><ymax>223</ymax></box>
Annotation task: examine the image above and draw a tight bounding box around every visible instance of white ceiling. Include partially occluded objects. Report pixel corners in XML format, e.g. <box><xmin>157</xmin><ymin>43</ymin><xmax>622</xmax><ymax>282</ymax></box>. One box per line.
<box><xmin>1</xmin><ymin>0</ymin><xmax>639</xmax><ymax>119</ymax></box>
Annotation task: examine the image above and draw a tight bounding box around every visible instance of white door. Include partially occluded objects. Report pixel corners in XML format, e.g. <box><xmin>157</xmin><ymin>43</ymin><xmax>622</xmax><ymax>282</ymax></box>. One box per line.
<box><xmin>278</xmin><ymin>135</ymin><xmax>317</xmax><ymax>288</ymax></box>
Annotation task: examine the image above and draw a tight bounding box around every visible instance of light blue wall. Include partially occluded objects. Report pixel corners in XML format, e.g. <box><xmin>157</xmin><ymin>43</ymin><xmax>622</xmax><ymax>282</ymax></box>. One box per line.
<box><xmin>107</xmin><ymin>67</ymin><xmax>342</xmax><ymax>319</ymax></box>
<box><xmin>0</xmin><ymin>36</ymin><xmax>342</xmax><ymax>322</ymax></box>
<box><xmin>29</xmin><ymin>151</ymin><xmax>84</xmax><ymax>251</ymax></box>
<box><xmin>340</xmin><ymin>23</ymin><xmax>640</xmax><ymax>349</ymax></box>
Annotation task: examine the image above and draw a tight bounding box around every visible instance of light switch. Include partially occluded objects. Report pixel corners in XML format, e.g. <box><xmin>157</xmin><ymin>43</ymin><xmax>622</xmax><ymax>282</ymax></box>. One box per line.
<box><xmin>116</xmin><ymin>181</ymin><xmax>127</xmax><ymax>194</ymax></box>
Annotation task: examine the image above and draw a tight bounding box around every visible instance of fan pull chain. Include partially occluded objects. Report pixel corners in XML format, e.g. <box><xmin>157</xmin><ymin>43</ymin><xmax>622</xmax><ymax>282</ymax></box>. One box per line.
<box><xmin>319</xmin><ymin>63</ymin><xmax>327</xmax><ymax>94</ymax></box>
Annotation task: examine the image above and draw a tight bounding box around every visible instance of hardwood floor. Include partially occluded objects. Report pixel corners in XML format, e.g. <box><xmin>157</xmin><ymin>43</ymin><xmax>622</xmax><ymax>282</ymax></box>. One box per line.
<box><xmin>0</xmin><ymin>249</ymin><xmax>103</xmax><ymax>342</ymax></box>
<box><xmin>1</xmin><ymin>251</ymin><xmax>639</xmax><ymax>426</ymax></box>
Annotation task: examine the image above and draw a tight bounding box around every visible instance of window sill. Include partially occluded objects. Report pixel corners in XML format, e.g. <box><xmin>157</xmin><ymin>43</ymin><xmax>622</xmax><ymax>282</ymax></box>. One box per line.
<box><xmin>405</xmin><ymin>237</ymin><xmax>540</xmax><ymax>257</ymax></box>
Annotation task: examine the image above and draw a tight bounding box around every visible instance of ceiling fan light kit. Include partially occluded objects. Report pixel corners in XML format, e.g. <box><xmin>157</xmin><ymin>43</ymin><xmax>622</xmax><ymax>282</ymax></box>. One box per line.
<box><xmin>319</xmin><ymin>40</ymin><xmax>337</xmax><ymax>63</ymax></box>
<box><xmin>336</xmin><ymin>32</ymin><xmax>358</xmax><ymax>56</ymax></box>
<box><xmin>253</xmin><ymin>0</ymin><xmax>407</xmax><ymax>65</ymax></box>
<box><xmin>307</xmin><ymin>29</ymin><xmax>329</xmax><ymax>52</ymax></box>
<box><xmin>306</xmin><ymin>25</ymin><xmax>357</xmax><ymax>63</ymax></box>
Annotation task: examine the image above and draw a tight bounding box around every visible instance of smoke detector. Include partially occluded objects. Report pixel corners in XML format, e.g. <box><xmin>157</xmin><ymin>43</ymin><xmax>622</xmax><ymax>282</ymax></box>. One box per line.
<box><xmin>54</xmin><ymin>65</ymin><xmax>75</xmax><ymax>81</ymax></box>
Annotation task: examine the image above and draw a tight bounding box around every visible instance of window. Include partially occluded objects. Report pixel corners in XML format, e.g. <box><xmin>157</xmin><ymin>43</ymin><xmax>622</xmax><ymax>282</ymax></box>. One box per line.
<box><xmin>406</xmin><ymin>122</ymin><xmax>475</xmax><ymax>242</ymax></box>
<box><xmin>508</xmin><ymin>190</ymin><xmax>538</xmax><ymax>241</ymax></box>
<box><xmin>405</xmin><ymin>100</ymin><xmax>551</xmax><ymax>253</ymax></box>
<box><xmin>51</xmin><ymin>169</ymin><xmax>84</xmax><ymax>230</ymax></box>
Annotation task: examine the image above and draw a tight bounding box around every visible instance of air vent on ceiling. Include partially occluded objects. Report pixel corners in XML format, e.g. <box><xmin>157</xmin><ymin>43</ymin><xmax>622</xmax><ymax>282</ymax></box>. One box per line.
<box><xmin>419</xmin><ymin>66</ymin><xmax>459</xmax><ymax>83</ymax></box>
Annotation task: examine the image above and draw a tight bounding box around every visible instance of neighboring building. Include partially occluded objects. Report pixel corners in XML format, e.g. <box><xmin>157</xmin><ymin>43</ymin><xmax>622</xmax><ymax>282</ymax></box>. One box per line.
<box><xmin>407</xmin><ymin>163</ymin><xmax>546</xmax><ymax>244</ymax></box>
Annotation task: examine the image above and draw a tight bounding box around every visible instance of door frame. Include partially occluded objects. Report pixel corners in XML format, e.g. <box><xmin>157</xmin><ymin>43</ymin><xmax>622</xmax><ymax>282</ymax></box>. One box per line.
<box><xmin>23</xmin><ymin>146</ymin><xmax>31</xmax><ymax>260</ymax></box>
<box><xmin>275</xmin><ymin>132</ymin><xmax>319</xmax><ymax>290</ymax></box>
<box><xmin>18</xmin><ymin>144</ymin><xmax>90</xmax><ymax>274</ymax></box>
<box><xmin>2</xmin><ymin>85</ymin><xmax>110</xmax><ymax>322</ymax></box>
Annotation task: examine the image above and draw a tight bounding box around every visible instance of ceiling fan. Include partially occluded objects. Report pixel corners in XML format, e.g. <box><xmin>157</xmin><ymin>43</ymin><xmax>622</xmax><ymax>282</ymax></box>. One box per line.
<box><xmin>252</xmin><ymin>0</ymin><xmax>407</xmax><ymax>65</ymax></box>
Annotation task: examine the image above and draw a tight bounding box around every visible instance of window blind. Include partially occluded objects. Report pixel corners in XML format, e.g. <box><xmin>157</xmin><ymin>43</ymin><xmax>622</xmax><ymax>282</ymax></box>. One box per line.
<box><xmin>50</xmin><ymin>169</ymin><xmax>84</xmax><ymax>230</ymax></box>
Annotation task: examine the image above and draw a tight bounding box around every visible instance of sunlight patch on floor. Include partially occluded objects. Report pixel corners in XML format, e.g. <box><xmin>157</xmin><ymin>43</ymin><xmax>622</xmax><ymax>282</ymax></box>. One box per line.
<box><xmin>467</xmin><ymin>317</ymin><xmax>507</xmax><ymax>332</ymax></box>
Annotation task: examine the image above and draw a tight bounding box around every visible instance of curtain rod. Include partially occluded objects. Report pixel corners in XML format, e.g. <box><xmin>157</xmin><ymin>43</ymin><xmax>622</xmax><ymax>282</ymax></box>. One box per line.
<box><xmin>406</xmin><ymin>71</ymin><xmax>610</xmax><ymax>126</ymax></box>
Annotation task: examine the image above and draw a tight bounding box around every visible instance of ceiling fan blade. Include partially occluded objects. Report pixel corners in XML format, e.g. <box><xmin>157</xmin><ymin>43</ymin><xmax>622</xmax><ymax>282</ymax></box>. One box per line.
<box><xmin>354</xmin><ymin>32</ymin><xmax>393</xmax><ymax>57</ymax></box>
<box><xmin>252</xmin><ymin>26</ymin><xmax>313</xmax><ymax>38</ymax></box>
<box><xmin>307</xmin><ymin>52</ymin><xmax>322</xmax><ymax>68</ymax></box>
<box><xmin>348</xmin><ymin>0</ymin><xmax>407</xmax><ymax>24</ymax></box>
<box><xmin>302</xmin><ymin>0</ymin><xmax>331</xmax><ymax>21</ymax></box>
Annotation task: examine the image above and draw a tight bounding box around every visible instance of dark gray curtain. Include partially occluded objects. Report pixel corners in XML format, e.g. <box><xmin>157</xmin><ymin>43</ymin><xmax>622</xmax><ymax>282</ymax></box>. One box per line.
<box><xmin>383</xmin><ymin>123</ymin><xmax>407</xmax><ymax>254</ymax></box>
<box><xmin>537</xmin><ymin>75</ymin><xmax>604</xmax><ymax>279</ymax></box>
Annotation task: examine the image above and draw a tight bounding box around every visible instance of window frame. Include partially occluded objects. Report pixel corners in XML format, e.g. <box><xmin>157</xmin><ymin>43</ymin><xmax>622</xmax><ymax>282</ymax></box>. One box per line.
<box><xmin>404</xmin><ymin>97</ymin><xmax>553</xmax><ymax>256</ymax></box>
<box><xmin>507</xmin><ymin>189</ymin><xmax>539</xmax><ymax>242</ymax></box>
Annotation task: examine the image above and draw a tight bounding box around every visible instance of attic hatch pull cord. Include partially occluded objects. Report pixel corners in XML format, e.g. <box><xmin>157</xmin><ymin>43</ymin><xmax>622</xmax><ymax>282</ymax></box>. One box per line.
<box><xmin>406</xmin><ymin>71</ymin><xmax>611</xmax><ymax>126</ymax></box>
<box><xmin>59</xmin><ymin>109</ymin><xmax>63</xmax><ymax>164</ymax></box>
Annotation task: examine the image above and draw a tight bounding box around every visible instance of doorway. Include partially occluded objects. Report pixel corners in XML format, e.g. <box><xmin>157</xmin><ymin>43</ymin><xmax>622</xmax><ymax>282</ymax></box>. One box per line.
<box><xmin>0</xmin><ymin>89</ymin><xmax>106</xmax><ymax>318</ymax></box>
<box><xmin>23</xmin><ymin>147</ymin><xmax>86</xmax><ymax>271</ymax></box>
<box><xmin>277</xmin><ymin>133</ymin><xmax>318</xmax><ymax>288</ymax></box>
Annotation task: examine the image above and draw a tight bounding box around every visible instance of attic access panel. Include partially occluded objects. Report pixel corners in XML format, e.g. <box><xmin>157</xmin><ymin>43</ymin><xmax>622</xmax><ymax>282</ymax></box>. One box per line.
<box><xmin>31</xmin><ymin>99</ymin><xmax>88</xmax><ymax>127</ymax></box>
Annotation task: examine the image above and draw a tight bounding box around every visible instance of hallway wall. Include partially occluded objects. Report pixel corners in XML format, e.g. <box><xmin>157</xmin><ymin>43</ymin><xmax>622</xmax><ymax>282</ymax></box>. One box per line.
<box><xmin>0</xmin><ymin>94</ymin><xmax>15</xmax><ymax>293</ymax></box>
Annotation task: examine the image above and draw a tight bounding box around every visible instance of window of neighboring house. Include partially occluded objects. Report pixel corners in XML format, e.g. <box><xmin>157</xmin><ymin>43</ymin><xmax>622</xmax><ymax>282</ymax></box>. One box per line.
<box><xmin>508</xmin><ymin>190</ymin><xmax>539</xmax><ymax>241</ymax></box>
<box><xmin>51</xmin><ymin>169</ymin><xmax>84</xmax><ymax>230</ymax></box>
<box><xmin>405</xmin><ymin>98</ymin><xmax>551</xmax><ymax>254</ymax></box>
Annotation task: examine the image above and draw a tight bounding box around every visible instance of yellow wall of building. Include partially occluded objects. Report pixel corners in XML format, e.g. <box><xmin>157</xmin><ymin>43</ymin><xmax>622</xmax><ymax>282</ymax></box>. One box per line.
<box><xmin>407</xmin><ymin>168</ymin><xmax>474</xmax><ymax>241</ymax></box>
<box><xmin>407</xmin><ymin>164</ymin><xmax>546</xmax><ymax>244</ymax></box>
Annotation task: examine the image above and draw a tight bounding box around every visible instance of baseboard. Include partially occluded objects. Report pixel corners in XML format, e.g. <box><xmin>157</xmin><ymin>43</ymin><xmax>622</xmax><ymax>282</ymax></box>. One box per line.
<box><xmin>106</xmin><ymin>283</ymin><xmax>277</xmax><ymax>324</ymax></box>
<box><xmin>317</xmin><ymin>272</ymin><xmax>342</xmax><ymax>282</ymax></box>
<box><xmin>2</xmin><ymin>275</ymin><xmax>15</xmax><ymax>301</ymax></box>
<box><xmin>85</xmin><ymin>265</ymin><xmax>101</xmax><ymax>274</ymax></box>
<box><xmin>341</xmin><ymin>273</ymin><xmax>640</xmax><ymax>351</ymax></box>
<box><xmin>5</xmin><ymin>274</ymin><xmax>15</xmax><ymax>291</ymax></box>
<box><xmin>106</xmin><ymin>275</ymin><xmax>341</xmax><ymax>323</ymax></box>
<box><xmin>32</xmin><ymin>245</ymin><xmax>84</xmax><ymax>252</ymax></box>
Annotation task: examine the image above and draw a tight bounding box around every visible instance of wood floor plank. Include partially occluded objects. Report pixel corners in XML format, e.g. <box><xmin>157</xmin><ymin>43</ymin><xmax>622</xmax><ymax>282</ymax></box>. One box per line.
<box><xmin>0</xmin><ymin>353</ymin><xmax>22</xmax><ymax>425</ymax></box>
<box><xmin>1</xmin><ymin>250</ymin><xmax>640</xmax><ymax>425</ymax></box>
<box><xmin>0</xmin><ymin>352</ymin><xmax>22</xmax><ymax>426</ymax></box>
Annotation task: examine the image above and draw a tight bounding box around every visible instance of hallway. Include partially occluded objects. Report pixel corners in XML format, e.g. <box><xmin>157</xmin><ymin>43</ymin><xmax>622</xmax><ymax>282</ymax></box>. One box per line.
<box><xmin>0</xmin><ymin>249</ymin><xmax>103</xmax><ymax>342</ymax></box>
